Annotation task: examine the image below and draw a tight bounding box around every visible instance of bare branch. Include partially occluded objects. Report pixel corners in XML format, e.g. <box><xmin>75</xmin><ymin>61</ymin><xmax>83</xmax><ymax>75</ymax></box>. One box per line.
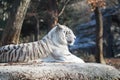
<box><xmin>58</xmin><ymin>0</ymin><xmax>70</xmax><ymax>17</ymax></box>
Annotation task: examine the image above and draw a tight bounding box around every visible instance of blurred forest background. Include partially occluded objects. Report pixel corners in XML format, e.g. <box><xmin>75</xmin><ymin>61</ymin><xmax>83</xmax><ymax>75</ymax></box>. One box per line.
<box><xmin>0</xmin><ymin>0</ymin><xmax>120</xmax><ymax>69</ymax></box>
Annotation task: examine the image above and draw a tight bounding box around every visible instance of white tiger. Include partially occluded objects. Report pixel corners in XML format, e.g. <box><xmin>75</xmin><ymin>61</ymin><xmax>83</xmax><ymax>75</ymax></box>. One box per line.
<box><xmin>0</xmin><ymin>23</ymin><xmax>84</xmax><ymax>63</ymax></box>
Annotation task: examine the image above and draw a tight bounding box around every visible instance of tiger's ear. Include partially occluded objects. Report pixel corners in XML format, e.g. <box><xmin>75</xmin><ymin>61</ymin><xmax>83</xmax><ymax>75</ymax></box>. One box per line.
<box><xmin>56</xmin><ymin>23</ymin><xmax>63</xmax><ymax>29</ymax></box>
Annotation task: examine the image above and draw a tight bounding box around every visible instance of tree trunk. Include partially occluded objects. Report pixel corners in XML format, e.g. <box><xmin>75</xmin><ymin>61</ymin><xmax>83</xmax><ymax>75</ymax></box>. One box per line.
<box><xmin>46</xmin><ymin>0</ymin><xmax>58</xmax><ymax>30</ymax></box>
<box><xmin>1</xmin><ymin>0</ymin><xmax>31</xmax><ymax>46</ymax></box>
<box><xmin>118</xmin><ymin>0</ymin><xmax>120</xmax><ymax>4</ymax></box>
<box><xmin>105</xmin><ymin>16</ymin><xmax>114</xmax><ymax>57</ymax></box>
<box><xmin>34</xmin><ymin>15</ymin><xmax>40</xmax><ymax>41</ymax></box>
<box><xmin>94</xmin><ymin>7</ymin><xmax>106</xmax><ymax>64</ymax></box>
<box><xmin>0</xmin><ymin>63</ymin><xmax>119</xmax><ymax>80</ymax></box>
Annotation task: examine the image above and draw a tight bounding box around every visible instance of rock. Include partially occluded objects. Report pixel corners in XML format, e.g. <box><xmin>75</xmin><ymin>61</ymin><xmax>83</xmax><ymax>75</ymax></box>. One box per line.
<box><xmin>0</xmin><ymin>63</ymin><xmax>119</xmax><ymax>80</ymax></box>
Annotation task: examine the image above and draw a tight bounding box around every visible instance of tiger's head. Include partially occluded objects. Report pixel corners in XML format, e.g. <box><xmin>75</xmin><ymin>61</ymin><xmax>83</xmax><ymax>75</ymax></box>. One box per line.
<box><xmin>47</xmin><ymin>23</ymin><xmax>76</xmax><ymax>46</ymax></box>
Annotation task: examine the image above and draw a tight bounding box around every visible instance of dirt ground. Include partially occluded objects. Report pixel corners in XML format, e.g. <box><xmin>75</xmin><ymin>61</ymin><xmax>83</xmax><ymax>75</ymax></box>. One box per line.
<box><xmin>105</xmin><ymin>58</ymin><xmax>120</xmax><ymax>70</ymax></box>
<box><xmin>84</xmin><ymin>56</ymin><xmax>120</xmax><ymax>70</ymax></box>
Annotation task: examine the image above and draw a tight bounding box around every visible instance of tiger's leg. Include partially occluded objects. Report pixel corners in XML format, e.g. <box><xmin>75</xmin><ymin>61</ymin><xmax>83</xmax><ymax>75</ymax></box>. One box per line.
<box><xmin>52</xmin><ymin>50</ymin><xmax>85</xmax><ymax>63</ymax></box>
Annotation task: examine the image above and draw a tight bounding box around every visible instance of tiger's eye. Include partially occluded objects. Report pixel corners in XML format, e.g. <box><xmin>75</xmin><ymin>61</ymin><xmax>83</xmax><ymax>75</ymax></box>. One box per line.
<box><xmin>68</xmin><ymin>31</ymin><xmax>71</xmax><ymax>34</ymax></box>
<box><xmin>66</xmin><ymin>31</ymin><xmax>68</xmax><ymax>35</ymax></box>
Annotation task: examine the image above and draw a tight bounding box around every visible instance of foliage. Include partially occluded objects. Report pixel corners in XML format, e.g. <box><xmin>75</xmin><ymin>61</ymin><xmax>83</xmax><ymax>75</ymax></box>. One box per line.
<box><xmin>0</xmin><ymin>0</ymin><xmax>15</xmax><ymax>38</ymax></box>
<box><xmin>0</xmin><ymin>0</ymin><xmax>15</xmax><ymax>20</ymax></box>
<box><xmin>0</xmin><ymin>0</ymin><xmax>120</xmax><ymax>42</ymax></box>
<box><xmin>87</xmin><ymin>0</ymin><xmax>106</xmax><ymax>11</ymax></box>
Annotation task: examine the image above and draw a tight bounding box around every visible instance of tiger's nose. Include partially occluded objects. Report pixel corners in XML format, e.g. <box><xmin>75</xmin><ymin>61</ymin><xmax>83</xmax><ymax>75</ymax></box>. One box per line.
<box><xmin>68</xmin><ymin>41</ymin><xmax>72</xmax><ymax>43</ymax></box>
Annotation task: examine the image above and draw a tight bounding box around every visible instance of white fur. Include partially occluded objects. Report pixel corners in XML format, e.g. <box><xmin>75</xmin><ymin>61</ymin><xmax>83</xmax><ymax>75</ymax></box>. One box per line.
<box><xmin>38</xmin><ymin>24</ymin><xmax>85</xmax><ymax>63</ymax></box>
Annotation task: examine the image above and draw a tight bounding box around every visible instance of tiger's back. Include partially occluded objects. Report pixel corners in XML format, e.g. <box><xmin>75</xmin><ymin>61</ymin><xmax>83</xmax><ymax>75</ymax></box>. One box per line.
<box><xmin>0</xmin><ymin>39</ymin><xmax>51</xmax><ymax>63</ymax></box>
